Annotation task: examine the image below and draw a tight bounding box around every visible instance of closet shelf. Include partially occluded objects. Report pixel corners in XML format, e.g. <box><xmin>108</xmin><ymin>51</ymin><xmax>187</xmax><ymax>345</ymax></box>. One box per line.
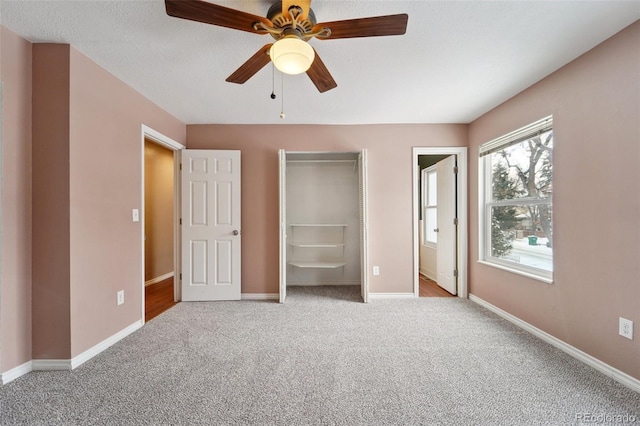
<box><xmin>289</xmin><ymin>261</ymin><xmax>347</xmax><ymax>269</ymax></box>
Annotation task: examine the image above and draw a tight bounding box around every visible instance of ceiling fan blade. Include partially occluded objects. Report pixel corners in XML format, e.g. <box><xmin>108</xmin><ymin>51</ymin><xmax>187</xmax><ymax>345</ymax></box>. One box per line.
<box><xmin>313</xmin><ymin>14</ymin><xmax>408</xmax><ymax>39</ymax></box>
<box><xmin>226</xmin><ymin>44</ymin><xmax>273</xmax><ymax>84</ymax></box>
<box><xmin>306</xmin><ymin>50</ymin><xmax>337</xmax><ymax>93</ymax></box>
<box><xmin>165</xmin><ymin>0</ymin><xmax>271</xmax><ymax>34</ymax></box>
<box><xmin>282</xmin><ymin>0</ymin><xmax>311</xmax><ymax>20</ymax></box>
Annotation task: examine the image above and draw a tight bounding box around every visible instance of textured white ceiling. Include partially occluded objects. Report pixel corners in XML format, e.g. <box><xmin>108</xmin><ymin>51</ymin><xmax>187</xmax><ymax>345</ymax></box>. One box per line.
<box><xmin>2</xmin><ymin>1</ymin><xmax>639</xmax><ymax>124</ymax></box>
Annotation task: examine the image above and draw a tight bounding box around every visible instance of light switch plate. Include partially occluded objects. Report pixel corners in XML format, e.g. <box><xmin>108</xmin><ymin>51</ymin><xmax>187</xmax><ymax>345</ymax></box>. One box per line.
<box><xmin>132</xmin><ymin>209</ymin><xmax>139</xmax><ymax>222</ymax></box>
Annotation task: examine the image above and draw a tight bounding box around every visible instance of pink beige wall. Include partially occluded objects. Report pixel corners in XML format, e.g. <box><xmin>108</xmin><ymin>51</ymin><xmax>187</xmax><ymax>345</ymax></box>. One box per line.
<box><xmin>67</xmin><ymin>47</ymin><xmax>185</xmax><ymax>357</ymax></box>
<box><xmin>144</xmin><ymin>140</ymin><xmax>175</xmax><ymax>281</ymax></box>
<box><xmin>32</xmin><ymin>44</ymin><xmax>72</xmax><ymax>359</ymax></box>
<box><xmin>468</xmin><ymin>22</ymin><xmax>640</xmax><ymax>379</ymax></box>
<box><xmin>29</xmin><ymin>43</ymin><xmax>186</xmax><ymax>361</ymax></box>
<box><xmin>186</xmin><ymin>124</ymin><xmax>468</xmax><ymax>295</ymax></box>
<box><xmin>0</xmin><ymin>27</ymin><xmax>33</xmax><ymax>372</ymax></box>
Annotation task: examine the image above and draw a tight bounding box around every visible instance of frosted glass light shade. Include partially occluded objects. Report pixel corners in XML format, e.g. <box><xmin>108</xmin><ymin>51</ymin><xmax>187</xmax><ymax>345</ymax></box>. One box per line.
<box><xmin>270</xmin><ymin>37</ymin><xmax>315</xmax><ymax>75</ymax></box>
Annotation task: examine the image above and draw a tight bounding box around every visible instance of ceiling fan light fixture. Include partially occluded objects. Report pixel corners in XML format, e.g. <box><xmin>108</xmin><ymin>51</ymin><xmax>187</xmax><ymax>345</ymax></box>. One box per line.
<box><xmin>269</xmin><ymin>36</ymin><xmax>315</xmax><ymax>75</ymax></box>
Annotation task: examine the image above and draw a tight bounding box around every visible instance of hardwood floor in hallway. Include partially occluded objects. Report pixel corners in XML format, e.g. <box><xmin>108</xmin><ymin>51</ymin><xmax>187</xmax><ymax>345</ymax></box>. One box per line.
<box><xmin>419</xmin><ymin>274</ymin><xmax>455</xmax><ymax>297</ymax></box>
<box><xmin>145</xmin><ymin>277</ymin><xmax>178</xmax><ymax>322</ymax></box>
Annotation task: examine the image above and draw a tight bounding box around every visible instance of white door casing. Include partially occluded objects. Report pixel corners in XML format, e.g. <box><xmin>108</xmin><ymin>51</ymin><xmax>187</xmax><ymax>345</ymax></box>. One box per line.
<box><xmin>359</xmin><ymin>150</ymin><xmax>370</xmax><ymax>303</ymax></box>
<box><xmin>181</xmin><ymin>150</ymin><xmax>241</xmax><ymax>301</ymax></box>
<box><xmin>436</xmin><ymin>155</ymin><xmax>457</xmax><ymax>295</ymax></box>
<box><xmin>278</xmin><ymin>149</ymin><xmax>287</xmax><ymax>303</ymax></box>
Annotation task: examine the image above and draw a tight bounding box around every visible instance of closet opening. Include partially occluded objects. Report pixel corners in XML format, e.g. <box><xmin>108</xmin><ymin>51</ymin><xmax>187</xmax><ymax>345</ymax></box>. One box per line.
<box><xmin>279</xmin><ymin>150</ymin><xmax>369</xmax><ymax>303</ymax></box>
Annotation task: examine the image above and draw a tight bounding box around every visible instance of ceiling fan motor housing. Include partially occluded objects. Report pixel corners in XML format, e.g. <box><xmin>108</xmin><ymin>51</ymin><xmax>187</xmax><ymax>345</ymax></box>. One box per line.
<box><xmin>266</xmin><ymin>1</ymin><xmax>317</xmax><ymax>39</ymax></box>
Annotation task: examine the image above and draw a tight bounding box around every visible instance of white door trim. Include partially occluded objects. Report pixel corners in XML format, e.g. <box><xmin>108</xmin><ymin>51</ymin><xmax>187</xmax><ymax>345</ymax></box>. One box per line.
<box><xmin>412</xmin><ymin>147</ymin><xmax>468</xmax><ymax>298</ymax></box>
<box><xmin>359</xmin><ymin>149</ymin><xmax>370</xmax><ymax>303</ymax></box>
<box><xmin>140</xmin><ymin>125</ymin><xmax>185</xmax><ymax>324</ymax></box>
<box><xmin>278</xmin><ymin>149</ymin><xmax>287</xmax><ymax>303</ymax></box>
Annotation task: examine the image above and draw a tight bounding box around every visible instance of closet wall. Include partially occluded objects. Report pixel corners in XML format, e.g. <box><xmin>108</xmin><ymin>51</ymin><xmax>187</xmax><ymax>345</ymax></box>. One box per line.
<box><xmin>186</xmin><ymin>124</ymin><xmax>468</xmax><ymax>296</ymax></box>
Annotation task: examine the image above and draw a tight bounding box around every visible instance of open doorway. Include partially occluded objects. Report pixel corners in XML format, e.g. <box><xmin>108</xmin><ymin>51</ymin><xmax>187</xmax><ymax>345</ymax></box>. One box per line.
<box><xmin>418</xmin><ymin>154</ymin><xmax>456</xmax><ymax>298</ymax></box>
<box><xmin>412</xmin><ymin>147</ymin><xmax>468</xmax><ymax>299</ymax></box>
<box><xmin>144</xmin><ymin>139</ymin><xmax>177</xmax><ymax>320</ymax></box>
<box><xmin>140</xmin><ymin>125</ymin><xmax>184</xmax><ymax>323</ymax></box>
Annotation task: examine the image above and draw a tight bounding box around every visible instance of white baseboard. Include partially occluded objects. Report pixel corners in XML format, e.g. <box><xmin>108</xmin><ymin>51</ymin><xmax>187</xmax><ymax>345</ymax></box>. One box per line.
<box><xmin>145</xmin><ymin>272</ymin><xmax>174</xmax><ymax>287</ymax></box>
<box><xmin>369</xmin><ymin>292</ymin><xmax>416</xmax><ymax>300</ymax></box>
<box><xmin>71</xmin><ymin>320</ymin><xmax>143</xmax><ymax>369</ymax></box>
<box><xmin>469</xmin><ymin>294</ymin><xmax>640</xmax><ymax>393</ymax></box>
<box><xmin>241</xmin><ymin>293</ymin><xmax>279</xmax><ymax>300</ymax></box>
<box><xmin>1</xmin><ymin>361</ymin><xmax>33</xmax><ymax>385</ymax></box>
<box><xmin>30</xmin><ymin>320</ymin><xmax>143</xmax><ymax>373</ymax></box>
<box><xmin>32</xmin><ymin>359</ymin><xmax>71</xmax><ymax>371</ymax></box>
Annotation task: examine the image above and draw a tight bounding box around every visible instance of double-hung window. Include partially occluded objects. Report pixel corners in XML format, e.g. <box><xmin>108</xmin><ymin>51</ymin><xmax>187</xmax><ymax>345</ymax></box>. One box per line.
<box><xmin>422</xmin><ymin>166</ymin><xmax>437</xmax><ymax>246</ymax></box>
<box><xmin>479</xmin><ymin>116</ymin><xmax>553</xmax><ymax>282</ymax></box>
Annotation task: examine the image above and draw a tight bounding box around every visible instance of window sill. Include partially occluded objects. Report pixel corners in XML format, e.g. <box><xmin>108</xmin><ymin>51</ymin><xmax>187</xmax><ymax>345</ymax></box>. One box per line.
<box><xmin>477</xmin><ymin>260</ymin><xmax>553</xmax><ymax>284</ymax></box>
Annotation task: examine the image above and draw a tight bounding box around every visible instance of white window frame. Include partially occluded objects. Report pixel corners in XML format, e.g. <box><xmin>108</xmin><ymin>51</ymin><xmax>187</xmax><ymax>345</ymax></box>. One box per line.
<box><xmin>421</xmin><ymin>165</ymin><xmax>437</xmax><ymax>247</ymax></box>
<box><xmin>478</xmin><ymin>116</ymin><xmax>553</xmax><ymax>283</ymax></box>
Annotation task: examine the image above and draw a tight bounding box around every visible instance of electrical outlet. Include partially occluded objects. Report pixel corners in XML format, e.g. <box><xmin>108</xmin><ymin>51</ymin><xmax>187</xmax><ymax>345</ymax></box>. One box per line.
<box><xmin>619</xmin><ymin>317</ymin><xmax>633</xmax><ymax>340</ymax></box>
<box><xmin>373</xmin><ymin>266</ymin><xmax>380</xmax><ymax>276</ymax></box>
<box><xmin>117</xmin><ymin>290</ymin><xmax>125</xmax><ymax>306</ymax></box>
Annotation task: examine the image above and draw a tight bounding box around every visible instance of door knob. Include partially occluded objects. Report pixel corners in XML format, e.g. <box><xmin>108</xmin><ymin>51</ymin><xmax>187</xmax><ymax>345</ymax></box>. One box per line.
<box><xmin>433</xmin><ymin>228</ymin><xmax>439</xmax><ymax>233</ymax></box>
<box><xmin>233</xmin><ymin>230</ymin><xmax>240</xmax><ymax>235</ymax></box>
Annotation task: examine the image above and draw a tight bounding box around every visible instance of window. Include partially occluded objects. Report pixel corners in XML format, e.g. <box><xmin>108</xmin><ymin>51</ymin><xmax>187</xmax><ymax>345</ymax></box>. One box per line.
<box><xmin>422</xmin><ymin>166</ymin><xmax>437</xmax><ymax>245</ymax></box>
<box><xmin>479</xmin><ymin>116</ymin><xmax>553</xmax><ymax>281</ymax></box>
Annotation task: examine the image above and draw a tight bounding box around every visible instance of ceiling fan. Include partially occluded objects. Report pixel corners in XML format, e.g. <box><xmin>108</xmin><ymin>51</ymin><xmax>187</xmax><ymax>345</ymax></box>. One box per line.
<box><xmin>165</xmin><ymin>0</ymin><xmax>408</xmax><ymax>93</ymax></box>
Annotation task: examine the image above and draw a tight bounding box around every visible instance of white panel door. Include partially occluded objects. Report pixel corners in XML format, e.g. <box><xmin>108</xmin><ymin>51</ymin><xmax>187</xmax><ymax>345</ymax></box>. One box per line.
<box><xmin>436</xmin><ymin>155</ymin><xmax>457</xmax><ymax>295</ymax></box>
<box><xmin>358</xmin><ymin>150</ymin><xmax>370</xmax><ymax>303</ymax></box>
<box><xmin>181</xmin><ymin>150</ymin><xmax>241</xmax><ymax>301</ymax></box>
<box><xmin>278</xmin><ymin>149</ymin><xmax>287</xmax><ymax>303</ymax></box>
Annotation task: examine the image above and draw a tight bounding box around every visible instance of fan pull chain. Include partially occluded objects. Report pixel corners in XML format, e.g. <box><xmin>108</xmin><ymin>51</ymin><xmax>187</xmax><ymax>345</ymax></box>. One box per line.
<box><xmin>270</xmin><ymin>62</ymin><xmax>276</xmax><ymax>100</ymax></box>
<box><xmin>280</xmin><ymin>72</ymin><xmax>285</xmax><ymax>119</ymax></box>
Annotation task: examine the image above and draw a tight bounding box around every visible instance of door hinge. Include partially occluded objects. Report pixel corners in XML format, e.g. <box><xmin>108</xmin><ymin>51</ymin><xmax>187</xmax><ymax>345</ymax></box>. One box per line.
<box><xmin>179</xmin><ymin>218</ymin><xmax>182</xmax><ymax>225</ymax></box>
<box><xmin>453</xmin><ymin>166</ymin><xmax>458</xmax><ymax>174</ymax></box>
<box><xmin>453</xmin><ymin>269</ymin><xmax>458</xmax><ymax>277</ymax></box>
<box><xmin>453</xmin><ymin>217</ymin><xmax>458</xmax><ymax>226</ymax></box>
<box><xmin>179</xmin><ymin>273</ymin><xmax>182</xmax><ymax>280</ymax></box>
<box><xmin>179</xmin><ymin>163</ymin><xmax>182</xmax><ymax>171</ymax></box>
